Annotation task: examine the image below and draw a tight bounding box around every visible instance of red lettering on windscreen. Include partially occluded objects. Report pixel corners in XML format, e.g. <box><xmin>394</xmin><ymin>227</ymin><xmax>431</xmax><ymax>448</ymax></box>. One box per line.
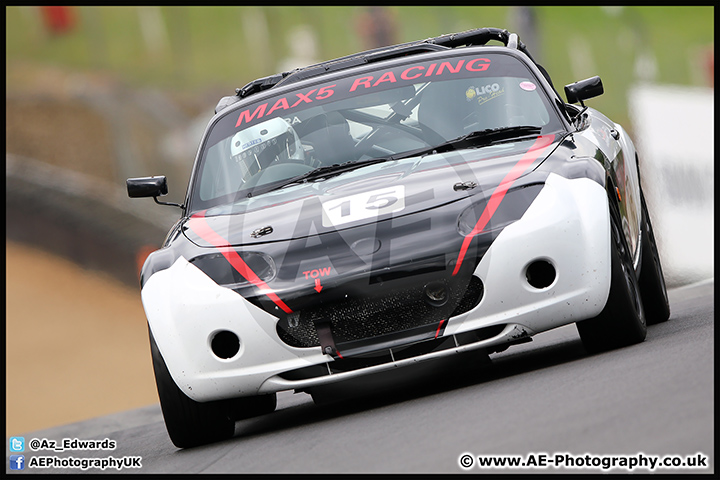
<box><xmin>466</xmin><ymin>57</ymin><xmax>491</xmax><ymax>71</ymax></box>
<box><xmin>436</xmin><ymin>59</ymin><xmax>465</xmax><ymax>75</ymax></box>
<box><xmin>235</xmin><ymin>57</ymin><xmax>491</xmax><ymax>127</ymax></box>
<box><xmin>373</xmin><ymin>71</ymin><xmax>397</xmax><ymax>87</ymax></box>
<box><xmin>401</xmin><ymin>65</ymin><xmax>424</xmax><ymax>80</ymax></box>
<box><xmin>266</xmin><ymin>97</ymin><xmax>290</xmax><ymax>116</ymax></box>
<box><xmin>236</xmin><ymin>85</ymin><xmax>336</xmax><ymax>127</ymax></box>
<box><xmin>236</xmin><ymin>103</ymin><xmax>268</xmax><ymax>128</ymax></box>
<box><xmin>346</xmin><ymin>57</ymin><xmax>491</xmax><ymax>93</ymax></box>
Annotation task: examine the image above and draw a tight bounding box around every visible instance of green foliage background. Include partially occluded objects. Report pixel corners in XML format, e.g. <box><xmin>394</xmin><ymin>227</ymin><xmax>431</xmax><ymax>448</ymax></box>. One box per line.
<box><xmin>6</xmin><ymin>6</ymin><xmax>714</xmax><ymax>128</ymax></box>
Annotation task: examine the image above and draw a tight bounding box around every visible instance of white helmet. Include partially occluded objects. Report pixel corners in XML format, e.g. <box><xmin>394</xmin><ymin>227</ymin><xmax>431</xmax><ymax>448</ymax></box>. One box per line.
<box><xmin>230</xmin><ymin>117</ymin><xmax>304</xmax><ymax>176</ymax></box>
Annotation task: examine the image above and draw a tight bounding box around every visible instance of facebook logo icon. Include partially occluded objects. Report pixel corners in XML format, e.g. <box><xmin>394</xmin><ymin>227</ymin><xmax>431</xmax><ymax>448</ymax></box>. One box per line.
<box><xmin>9</xmin><ymin>455</ymin><xmax>25</xmax><ymax>470</ymax></box>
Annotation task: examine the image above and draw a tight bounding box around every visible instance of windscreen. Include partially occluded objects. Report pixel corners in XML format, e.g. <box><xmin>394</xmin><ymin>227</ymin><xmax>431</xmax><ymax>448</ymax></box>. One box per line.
<box><xmin>190</xmin><ymin>51</ymin><xmax>564</xmax><ymax>212</ymax></box>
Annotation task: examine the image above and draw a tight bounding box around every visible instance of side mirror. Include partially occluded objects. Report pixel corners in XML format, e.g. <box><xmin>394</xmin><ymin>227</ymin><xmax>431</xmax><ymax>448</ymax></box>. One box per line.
<box><xmin>127</xmin><ymin>176</ymin><xmax>183</xmax><ymax>208</ymax></box>
<box><xmin>127</xmin><ymin>176</ymin><xmax>168</xmax><ymax>198</ymax></box>
<box><xmin>564</xmin><ymin>76</ymin><xmax>603</xmax><ymax>106</ymax></box>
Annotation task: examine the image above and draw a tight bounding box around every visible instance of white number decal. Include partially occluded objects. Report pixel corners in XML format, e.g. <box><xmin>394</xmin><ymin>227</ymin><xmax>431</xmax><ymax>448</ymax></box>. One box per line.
<box><xmin>322</xmin><ymin>186</ymin><xmax>405</xmax><ymax>227</ymax></box>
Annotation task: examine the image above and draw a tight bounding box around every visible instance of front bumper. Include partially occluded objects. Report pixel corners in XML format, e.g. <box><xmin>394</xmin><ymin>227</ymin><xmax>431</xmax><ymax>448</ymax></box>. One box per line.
<box><xmin>141</xmin><ymin>173</ymin><xmax>610</xmax><ymax>402</ymax></box>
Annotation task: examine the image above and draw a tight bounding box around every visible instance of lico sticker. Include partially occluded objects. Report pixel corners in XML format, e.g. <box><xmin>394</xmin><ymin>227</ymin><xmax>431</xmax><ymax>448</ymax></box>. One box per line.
<box><xmin>519</xmin><ymin>81</ymin><xmax>536</xmax><ymax>91</ymax></box>
<box><xmin>321</xmin><ymin>185</ymin><xmax>406</xmax><ymax>227</ymax></box>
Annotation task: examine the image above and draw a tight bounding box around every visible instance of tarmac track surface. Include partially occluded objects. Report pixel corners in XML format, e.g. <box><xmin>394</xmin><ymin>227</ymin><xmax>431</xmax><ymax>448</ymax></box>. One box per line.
<box><xmin>7</xmin><ymin>280</ymin><xmax>713</xmax><ymax>474</ymax></box>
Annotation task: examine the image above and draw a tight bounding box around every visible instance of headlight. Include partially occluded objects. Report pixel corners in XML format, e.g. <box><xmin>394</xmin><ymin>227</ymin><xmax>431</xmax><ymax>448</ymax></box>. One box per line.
<box><xmin>189</xmin><ymin>251</ymin><xmax>276</xmax><ymax>287</ymax></box>
<box><xmin>457</xmin><ymin>184</ymin><xmax>544</xmax><ymax>236</ymax></box>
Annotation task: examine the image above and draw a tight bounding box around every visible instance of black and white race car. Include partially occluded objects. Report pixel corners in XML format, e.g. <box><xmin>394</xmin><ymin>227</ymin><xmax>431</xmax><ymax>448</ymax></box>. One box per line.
<box><xmin>127</xmin><ymin>27</ymin><xmax>670</xmax><ymax>448</ymax></box>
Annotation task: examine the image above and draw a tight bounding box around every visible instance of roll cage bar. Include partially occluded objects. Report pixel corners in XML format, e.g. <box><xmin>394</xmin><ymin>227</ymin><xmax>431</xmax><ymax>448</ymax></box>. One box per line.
<box><xmin>216</xmin><ymin>27</ymin><xmax>557</xmax><ymax>114</ymax></box>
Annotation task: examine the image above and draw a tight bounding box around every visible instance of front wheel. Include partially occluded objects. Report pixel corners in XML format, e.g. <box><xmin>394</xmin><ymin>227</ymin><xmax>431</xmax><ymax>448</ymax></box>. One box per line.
<box><xmin>149</xmin><ymin>329</ymin><xmax>276</xmax><ymax>448</ymax></box>
<box><xmin>576</xmin><ymin>211</ymin><xmax>647</xmax><ymax>353</ymax></box>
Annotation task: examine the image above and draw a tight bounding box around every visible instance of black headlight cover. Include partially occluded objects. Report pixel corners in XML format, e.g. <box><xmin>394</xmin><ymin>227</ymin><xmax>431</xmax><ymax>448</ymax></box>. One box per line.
<box><xmin>457</xmin><ymin>183</ymin><xmax>544</xmax><ymax>236</ymax></box>
<box><xmin>189</xmin><ymin>251</ymin><xmax>276</xmax><ymax>287</ymax></box>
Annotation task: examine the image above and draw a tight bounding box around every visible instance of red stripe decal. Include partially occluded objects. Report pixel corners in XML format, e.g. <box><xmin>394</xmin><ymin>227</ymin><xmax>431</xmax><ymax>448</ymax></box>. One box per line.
<box><xmin>434</xmin><ymin>318</ymin><xmax>446</xmax><ymax>339</ymax></box>
<box><xmin>188</xmin><ymin>213</ymin><xmax>293</xmax><ymax>314</ymax></box>
<box><xmin>452</xmin><ymin>134</ymin><xmax>555</xmax><ymax>276</ymax></box>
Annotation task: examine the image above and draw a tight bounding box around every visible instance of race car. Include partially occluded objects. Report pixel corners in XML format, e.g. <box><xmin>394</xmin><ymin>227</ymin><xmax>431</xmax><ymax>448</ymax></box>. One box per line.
<box><xmin>127</xmin><ymin>27</ymin><xmax>670</xmax><ymax>448</ymax></box>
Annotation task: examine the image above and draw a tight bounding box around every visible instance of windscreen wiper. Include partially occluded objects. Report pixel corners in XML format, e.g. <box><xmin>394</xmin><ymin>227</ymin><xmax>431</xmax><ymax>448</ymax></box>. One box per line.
<box><xmin>393</xmin><ymin>125</ymin><xmax>543</xmax><ymax>160</ymax></box>
<box><xmin>245</xmin><ymin>157</ymin><xmax>389</xmax><ymax>198</ymax></box>
<box><xmin>243</xmin><ymin>126</ymin><xmax>541</xmax><ymax>199</ymax></box>
<box><xmin>448</xmin><ymin>125</ymin><xmax>542</xmax><ymax>147</ymax></box>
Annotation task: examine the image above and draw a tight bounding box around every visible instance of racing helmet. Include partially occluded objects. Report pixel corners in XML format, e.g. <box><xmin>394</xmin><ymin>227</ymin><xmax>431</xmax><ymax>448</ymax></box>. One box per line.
<box><xmin>230</xmin><ymin>117</ymin><xmax>304</xmax><ymax>175</ymax></box>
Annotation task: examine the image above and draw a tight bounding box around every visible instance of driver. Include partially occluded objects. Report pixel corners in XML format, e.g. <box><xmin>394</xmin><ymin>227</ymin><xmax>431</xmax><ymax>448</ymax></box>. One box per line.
<box><xmin>230</xmin><ymin>117</ymin><xmax>304</xmax><ymax>179</ymax></box>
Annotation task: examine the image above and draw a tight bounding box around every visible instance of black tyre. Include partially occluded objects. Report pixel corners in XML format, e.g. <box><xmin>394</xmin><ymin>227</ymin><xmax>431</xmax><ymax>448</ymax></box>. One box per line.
<box><xmin>637</xmin><ymin>189</ymin><xmax>670</xmax><ymax>324</ymax></box>
<box><xmin>149</xmin><ymin>329</ymin><xmax>276</xmax><ymax>448</ymax></box>
<box><xmin>576</xmin><ymin>209</ymin><xmax>647</xmax><ymax>353</ymax></box>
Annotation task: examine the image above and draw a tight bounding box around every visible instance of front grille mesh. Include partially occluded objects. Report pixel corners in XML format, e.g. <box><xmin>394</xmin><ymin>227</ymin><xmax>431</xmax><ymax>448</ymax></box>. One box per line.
<box><xmin>277</xmin><ymin>276</ymin><xmax>484</xmax><ymax>348</ymax></box>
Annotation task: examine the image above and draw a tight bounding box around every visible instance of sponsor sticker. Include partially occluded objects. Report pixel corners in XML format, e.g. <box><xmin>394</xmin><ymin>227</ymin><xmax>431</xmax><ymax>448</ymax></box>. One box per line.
<box><xmin>466</xmin><ymin>83</ymin><xmax>504</xmax><ymax>104</ymax></box>
<box><xmin>241</xmin><ymin>138</ymin><xmax>262</xmax><ymax>150</ymax></box>
<box><xmin>519</xmin><ymin>81</ymin><xmax>536</xmax><ymax>91</ymax></box>
<box><xmin>465</xmin><ymin>87</ymin><xmax>477</xmax><ymax>101</ymax></box>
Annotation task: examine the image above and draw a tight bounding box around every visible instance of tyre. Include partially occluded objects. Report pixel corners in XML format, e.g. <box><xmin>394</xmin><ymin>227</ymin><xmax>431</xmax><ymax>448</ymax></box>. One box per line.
<box><xmin>637</xmin><ymin>189</ymin><xmax>670</xmax><ymax>324</ymax></box>
<box><xmin>576</xmin><ymin>207</ymin><xmax>647</xmax><ymax>353</ymax></box>
<box><xmin>149</xmin><ymin>328</ymin><xmax>276</xmax><ymax>448</ymax></box>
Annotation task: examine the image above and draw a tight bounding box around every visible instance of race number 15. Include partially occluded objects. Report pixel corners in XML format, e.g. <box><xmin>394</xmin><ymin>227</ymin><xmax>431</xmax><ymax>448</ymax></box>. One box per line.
<box><xmin>322</xmin><ymin>186</ymin><xmax>406</xmax><ymax>227</ymax></box>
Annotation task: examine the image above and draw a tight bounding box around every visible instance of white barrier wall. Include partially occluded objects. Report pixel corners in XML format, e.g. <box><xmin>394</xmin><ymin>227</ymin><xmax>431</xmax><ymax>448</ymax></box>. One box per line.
<box><xmin>628</xmin><ymin>83</ymin><xmax>714</xmax><ymax>287</ymax></box>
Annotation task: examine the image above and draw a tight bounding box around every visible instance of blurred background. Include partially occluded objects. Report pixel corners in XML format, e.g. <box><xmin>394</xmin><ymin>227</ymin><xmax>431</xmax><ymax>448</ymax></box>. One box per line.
<box><xmin>5</xmin><ymin>6</ymin><xmax>714</xmax><ymax>436</ymax></box>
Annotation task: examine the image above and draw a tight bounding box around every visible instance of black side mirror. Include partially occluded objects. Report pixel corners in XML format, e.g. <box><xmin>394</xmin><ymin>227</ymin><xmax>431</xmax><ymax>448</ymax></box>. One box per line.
<box><xmin>127</xmin><ymin>176</ymin><xmax>168</xmax><ymax>198</ymax></box>
<box><xmin>127</xmin><ymin>176</ymin><xmax>183</xmax><ymax>208</ymax></box>
<box><xmin>564</xmin><ymin>76</ymin><xmax>603</xmax><ymax>106</ymax></box>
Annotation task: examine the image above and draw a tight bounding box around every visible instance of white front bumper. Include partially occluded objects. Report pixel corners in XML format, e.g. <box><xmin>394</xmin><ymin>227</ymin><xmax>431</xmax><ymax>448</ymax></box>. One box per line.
<box><xmin>447</xmin><ymin>172</ymin><xmax>611</xmax><ymax>336</ymax></box>
<box><xmin>141</xmin><ymin>173</ymin><xmax>610</xmax><ymax>402</ymax></box>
